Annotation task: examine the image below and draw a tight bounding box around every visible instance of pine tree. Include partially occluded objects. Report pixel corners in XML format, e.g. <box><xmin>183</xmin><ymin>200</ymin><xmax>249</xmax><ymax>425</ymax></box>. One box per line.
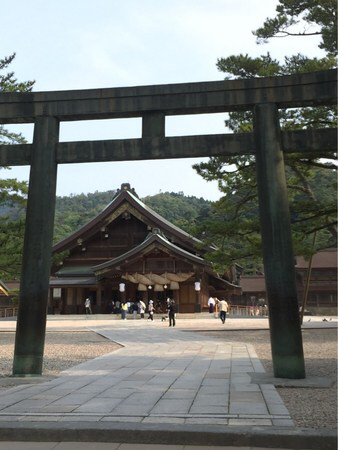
<box><xmin>0</xmin><ymin>53</ymin><xmax>35</xmax><ymax>279</ymax></box>
<box><xmin>194</xmin><ymin>0</ymin><xmax>337</xmax><ymax>272</ymax></box>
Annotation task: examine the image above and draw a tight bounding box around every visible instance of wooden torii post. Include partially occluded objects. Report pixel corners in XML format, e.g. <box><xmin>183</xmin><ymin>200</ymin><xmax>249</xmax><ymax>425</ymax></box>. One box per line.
<box><xmin>0</xmin><ymin>69</ymin><xmax>336</xmax><ymax>378</ymax></box>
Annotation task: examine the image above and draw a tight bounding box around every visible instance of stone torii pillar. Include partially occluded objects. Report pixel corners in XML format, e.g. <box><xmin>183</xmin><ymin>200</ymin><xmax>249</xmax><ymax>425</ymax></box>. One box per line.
<box><xmin>254</xmin><ymin>103</ymin><xmax>305</xmax><ymax>379</ymax></box>
<box><xmin>12</xmin><ymin>116</ymin><xmax>59</xmax><ymax>376</ymax></box>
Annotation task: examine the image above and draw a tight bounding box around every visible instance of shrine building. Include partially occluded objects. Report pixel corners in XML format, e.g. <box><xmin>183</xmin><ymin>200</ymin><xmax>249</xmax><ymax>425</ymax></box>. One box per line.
<box><xmin>49</xmin><ymin>183</ymin><xmax>241</xmax><ymax>314</ymax></box>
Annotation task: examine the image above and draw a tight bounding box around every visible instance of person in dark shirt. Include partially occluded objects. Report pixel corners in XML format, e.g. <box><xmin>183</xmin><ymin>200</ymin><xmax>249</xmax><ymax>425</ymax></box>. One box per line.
<box><xmin>168</xmin><ymin>300</ymin><xmax>176</xmax><ymax>327</ymax></box>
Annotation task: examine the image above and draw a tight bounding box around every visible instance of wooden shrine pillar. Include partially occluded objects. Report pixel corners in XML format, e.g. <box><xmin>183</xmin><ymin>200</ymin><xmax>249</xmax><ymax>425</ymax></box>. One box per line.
<box><xmin>253</xmin><ymin>103</ymin><xmax>305</xmax><ymax>379</ymax></box>
<box><xmin>13</xmin><ymin>116</ymin><xmax>59</xmax><ymax>376</ymax></box>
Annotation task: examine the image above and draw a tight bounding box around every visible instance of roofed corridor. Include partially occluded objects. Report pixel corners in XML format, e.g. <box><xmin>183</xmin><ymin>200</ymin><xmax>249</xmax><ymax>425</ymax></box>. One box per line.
<box><xmin>0</xmin><ymin>322</ymin><xmax>292</xmax><ymax>426</ymax></box>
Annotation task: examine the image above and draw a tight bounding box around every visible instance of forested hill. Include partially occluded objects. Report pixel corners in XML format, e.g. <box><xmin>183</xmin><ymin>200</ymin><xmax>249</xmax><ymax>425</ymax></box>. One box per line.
<box><xmin>142</xmin><ymin>192</ymin><xmax>211</xmax><ymax>235</ymax></box>
<box><xmin>53</xmin><ymin>190</ymin><xmax>212</xmax><ymax>243</ymax></box>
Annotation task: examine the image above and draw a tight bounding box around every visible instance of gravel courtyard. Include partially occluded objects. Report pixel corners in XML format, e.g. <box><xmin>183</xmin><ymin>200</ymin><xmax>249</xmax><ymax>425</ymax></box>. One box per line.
<box><xmin>0</xmin><ymin>327</ymin><xmax>336</xmax><ymax>430</ymax></box>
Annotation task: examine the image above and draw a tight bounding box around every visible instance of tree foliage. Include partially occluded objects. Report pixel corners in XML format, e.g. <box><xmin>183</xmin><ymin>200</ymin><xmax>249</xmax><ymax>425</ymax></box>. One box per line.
<box><xmin>194</xmin><ymin>0</ymin><xmax>337</xmax><ymax>273</ymax></box>
<box><xmin>0</xmin><ymin>53</ymin><xmax>35</xmax><ymax>146</ymax></box>
<box><xmin>53</xmin><ymin>190</ymin><xmax>117</xmax><ymax>243</ymax></box>
<box><xmin>0</xmin><ymin>53</ymin><xmax>34</xmax><ymax>279</ymax></box>
<box><xmin>254</xmin><ymin>0</ymin><xmax>337</xmax><ymax>55</ymax></box>
<box><xmin>142</xmin><ymin>192</ymin><xmax>211</xmax><ymax>236</ymax></box>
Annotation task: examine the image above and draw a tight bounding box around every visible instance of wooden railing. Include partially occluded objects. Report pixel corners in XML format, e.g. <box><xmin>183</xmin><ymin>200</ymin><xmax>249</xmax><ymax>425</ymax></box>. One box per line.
<box><xmin>0</xmin><ymin>307</ymin><xmax>18</xmax><ymax>318</ymax></box>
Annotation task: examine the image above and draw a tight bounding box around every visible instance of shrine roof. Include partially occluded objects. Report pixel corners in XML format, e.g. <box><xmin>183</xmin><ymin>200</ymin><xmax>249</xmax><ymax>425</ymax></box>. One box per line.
<box><xmin>0</xmin><ymin>280</ymin><xmax>9</xmax><ymax>296</ymax></box>
<box><xmin>92</xmin><ymin>229</ymin><xmax>207</xmax><ymax>274</ymax></box>
<box><xmin>49</xmin><ymin>277</ymin><xmax>97</xmax><ymax>287</ymax></box>
<box><xmin>55</xmin><ymin>266</ymin><xmax>95</xmax><ymax>277</ymax></box>
<box><xmin>53</xmin><ymin>183</ymin><xmax>201</xmax><ymax>254</ymax></box>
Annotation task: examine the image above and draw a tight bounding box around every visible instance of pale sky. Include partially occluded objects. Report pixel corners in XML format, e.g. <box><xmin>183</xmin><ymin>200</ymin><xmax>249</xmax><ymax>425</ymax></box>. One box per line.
<box><xmin>2</xmin><ymin>0</ymin><xmax>324</xmax><ymax>200</ymax></box>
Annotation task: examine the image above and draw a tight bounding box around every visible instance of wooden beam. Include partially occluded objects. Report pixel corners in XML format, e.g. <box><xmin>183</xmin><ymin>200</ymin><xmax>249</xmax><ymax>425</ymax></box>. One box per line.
<box><xmin>1</xmin><ymin>128</ymin><xmax>336</xmax><ymax>166</ymax></box>
<box><xmin>0</xmin><ymin>70</ymin><xmax>335</xmax><ymax>123</ymax></box>
<box><xmin>281</xmin><ymin>128</ymin><xmax>337</xmax><ymax>154</ymax></box>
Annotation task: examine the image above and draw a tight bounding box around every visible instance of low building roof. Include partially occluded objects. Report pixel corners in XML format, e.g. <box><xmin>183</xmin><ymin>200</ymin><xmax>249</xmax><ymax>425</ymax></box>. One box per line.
<box><xmin>295</xmin><ymin>248</ymin><xmax>337</xmax><ymax>269</ymax></box>
<box><xmin>49</xmin><ymin>277</ymin><xmax>97</xmax><ymax>287</ymax></box>
<box><xmin>55</xmin><ymin>266</ymin><xmax>95</xmax><ymax>277</ymax></box>
<box><xmin>240</xmin><ymin>275</ymin><xmax>266</xmax><ymax>293</ymax></box>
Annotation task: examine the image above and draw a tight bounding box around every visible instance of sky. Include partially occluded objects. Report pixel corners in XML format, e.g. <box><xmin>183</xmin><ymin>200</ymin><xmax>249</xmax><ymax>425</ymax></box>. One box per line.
<box><xmin>2</xmin><ymin>0</ymin><xmax>324</xmax><ymax>200</ymax></box>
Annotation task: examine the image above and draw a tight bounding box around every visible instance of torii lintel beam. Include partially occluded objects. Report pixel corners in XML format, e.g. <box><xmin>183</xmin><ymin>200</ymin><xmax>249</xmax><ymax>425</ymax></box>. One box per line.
<box><xmin>0</xmin><ymin>69</ymin><xmax>336</xmax><ymax>123</ymax></box>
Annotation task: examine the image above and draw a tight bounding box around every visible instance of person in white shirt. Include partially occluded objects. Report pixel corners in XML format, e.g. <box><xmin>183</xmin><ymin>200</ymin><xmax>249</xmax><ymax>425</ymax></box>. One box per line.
<box><xmin>208</xmin><ymin>296</ymin><xmax>215</xmax><ymax>313</ymax></box>
<box><xmin>84</xmin><ymin>297</ymin><xmax>92</xmax><ymax>314</ymax></box>
<box><xmin>139</xmin><ymin>300</ymin><xmax>146</xmax><ymax>319</ymax></box>
<box><xmin>148</xmin><ymin>300</ymin><xmax>154</xmax><ymax>321</ymax></box>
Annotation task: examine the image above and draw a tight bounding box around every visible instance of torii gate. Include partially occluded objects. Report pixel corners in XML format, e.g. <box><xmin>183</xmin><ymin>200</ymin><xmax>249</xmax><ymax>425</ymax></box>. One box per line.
<box><xmin>0</xmin><ymin>69</ymin><xmax>336</xmax><ymax>379</ymax></box>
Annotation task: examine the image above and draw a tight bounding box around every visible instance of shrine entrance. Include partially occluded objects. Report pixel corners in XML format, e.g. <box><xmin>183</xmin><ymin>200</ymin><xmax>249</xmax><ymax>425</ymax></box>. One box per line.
<box><xmin>0</xmin><ymin>69</ymin><xmax>336</xmax><ymax>378</ymax></box>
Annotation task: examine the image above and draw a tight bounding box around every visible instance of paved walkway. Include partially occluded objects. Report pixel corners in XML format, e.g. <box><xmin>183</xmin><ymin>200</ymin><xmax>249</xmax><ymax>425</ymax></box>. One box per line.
<box><xmin>0</xmin><ymin>442</ymin><xmax>305</xmax><ymax>450</ymax></box>
<box><xmin>0</xmin><ymin>322</ymin><xmax>291</xmax><ymax>426</ymax></box>
<box><xmin>0</xmin><ymin>316</ymin><xmax>336</xmax><ymax>449</ymax></box>
<box><xmin>0</xmin><ymin>442</ymin><xmax>306</xmax><ymax>450</ymax></box>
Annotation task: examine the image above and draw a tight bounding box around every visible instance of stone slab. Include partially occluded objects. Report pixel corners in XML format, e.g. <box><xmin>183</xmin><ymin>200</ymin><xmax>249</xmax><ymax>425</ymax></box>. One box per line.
<box><xmin>0</xmin><ymin>421</ymin><xmax>336</xmax><ymax>450</ymax></box>
<box><xmin>249</xmin><ymin>373</ymin><xmax>335</xmax><ymax>388</ymax></box>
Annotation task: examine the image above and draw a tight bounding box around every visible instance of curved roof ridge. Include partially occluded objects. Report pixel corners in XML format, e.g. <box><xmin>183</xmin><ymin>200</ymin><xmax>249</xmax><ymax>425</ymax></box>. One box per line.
<box><xmin>92</xmin><ymin>230</ymin><xmax>206</xmax><ymax>274</ymax></box>
<box><xmin>126</xmin><ymin>189</ymin><xmax>202</xmax><ymax>245</ymax></box>
<box><xmin>53</xmin><ymin>183</ymin><xmax>201</xmax><ymax>253</ymax></box>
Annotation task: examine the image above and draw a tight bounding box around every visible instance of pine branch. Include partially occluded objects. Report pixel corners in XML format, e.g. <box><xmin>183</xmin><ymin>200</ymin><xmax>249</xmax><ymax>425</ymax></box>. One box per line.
<box><xmin>298</xmin><ymin>160</ymin><xmax>337</xmax><ymax>170</ymax></box>
<box><xmin>270</xmin><ymin>31</ymin><xmax>322</xmax><ymax>38</ymax></box>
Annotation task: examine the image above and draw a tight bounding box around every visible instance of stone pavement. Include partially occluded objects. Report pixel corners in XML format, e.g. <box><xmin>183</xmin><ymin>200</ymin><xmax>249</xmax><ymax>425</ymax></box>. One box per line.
<box><xmin>0</xmin><ymin>442</ymin><xmax>320</xmax><ymax>450</ymax></box>
<box><xmin>0</xmin><ymin>316</ymin><xmax>336</xmax><ymax>449</ymax></box>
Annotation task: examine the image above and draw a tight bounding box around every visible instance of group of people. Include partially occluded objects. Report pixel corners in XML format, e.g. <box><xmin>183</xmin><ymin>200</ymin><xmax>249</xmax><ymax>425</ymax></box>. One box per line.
<box><xmin>249</xmin><ymin>297</ymin><xmax>268</xmax><ymax>316</ymax></box>
<box><xmin>84</xmin><ymin>296</ymin><xmax>176</xmax><ymax>326</ymax></box>
<box><xmin>116</xmin><ymin>298</ymin><xmax>176</xmax><ymax>326</ymax></box>
<box><xmin>208</xmin><ymin>296</ymin><xmax>229</xmax><ymax>324</ymax></box>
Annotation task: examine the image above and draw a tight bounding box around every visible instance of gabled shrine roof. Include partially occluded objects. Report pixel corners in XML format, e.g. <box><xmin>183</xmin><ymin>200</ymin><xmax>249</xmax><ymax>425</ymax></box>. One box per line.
<box><xmin>53</xmin><ymin>183</ymin><xmax>202</xmax><ymax>254</ymax></box>
<box><xmin>92</xmin><ymin>229</ymin><xmax>207</xmax><ymax>275</ymax></box>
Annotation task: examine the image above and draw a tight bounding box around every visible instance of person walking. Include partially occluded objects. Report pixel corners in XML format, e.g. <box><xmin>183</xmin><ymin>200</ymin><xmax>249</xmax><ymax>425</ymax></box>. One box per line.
<box><xmin>115</xmin><ymin>300</ymin><xmax>121</xmax><ymax>314</ymax></box>
<box><xmin>147</xmin><ymin>300</ymin><xmax>154</xmax><ymax>321</ymax></box>
<box><xmin>132</xmin><ymin>301</ymin><xmax>138</xmax><ymax>319</ymax></box>
<box><xmin>84</xmin><ymin>297</ymin><xmax>92</xmax><ymax>314</ymax></box>
<box><xmin>121</xmin><ymin>301</ymin><xmax>128</xmax><ymax>320</ymax></box>
<box><xmin>139</xmin><ymin>300</ymin><xmax>146</xmax><ymax>319</ymax></box>
<box><xmin>218</xmin><ymin>297</ymin><xmax>229</xmax><ymax>324</ymax></box>
<box><xmin>213</xmin><ymin>296</ymin><xmax>220</xmax><ymax>319</ymax></box>
<box><xmin>168</xmin><ymin>299</ymin><xmax>176</xmax><ymax>327</ymax></box>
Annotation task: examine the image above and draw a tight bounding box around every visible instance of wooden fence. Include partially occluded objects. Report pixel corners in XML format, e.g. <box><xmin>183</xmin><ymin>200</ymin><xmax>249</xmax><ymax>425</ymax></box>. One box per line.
<box><xmin>0</xmin><ymin>307</ymin><xmax>18</xmax><ymax>318</ymax></box>
<box><xmin>228</xmin><ymin>305</ymin><xmax>268</xmax><ymax>317</ymax></box>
